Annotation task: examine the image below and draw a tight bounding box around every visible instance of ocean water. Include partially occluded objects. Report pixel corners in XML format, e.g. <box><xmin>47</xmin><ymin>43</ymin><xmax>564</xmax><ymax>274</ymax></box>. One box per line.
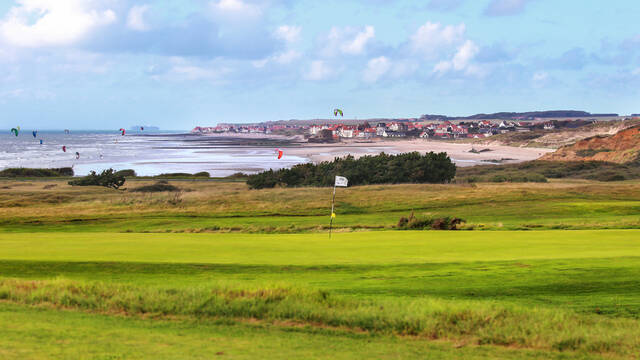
<box><xmin>0</xmin><ymin>130</ymin><xmax>308</xmax><ymax>176</ymax></box>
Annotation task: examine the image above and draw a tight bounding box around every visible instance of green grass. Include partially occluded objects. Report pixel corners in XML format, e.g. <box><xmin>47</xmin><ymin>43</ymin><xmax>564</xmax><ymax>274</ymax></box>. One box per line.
<box><xmin>1</xmin><ymin>180</ymin><xmax>640</xmax><ymax>233</ymax></box>
<box><xmin>1</xmin><ymin>230</ymin><xmax>640</xmax><ymax>358</ymax></box>
<box><xmin>6</xmin><ymin>304</ymin><xmax>588</xmax><ymax>360</ymax></box>
<box><xmin>2</xmin><ymin>180</ymin><xmax>640</xmax><ymax>358</ymax></box>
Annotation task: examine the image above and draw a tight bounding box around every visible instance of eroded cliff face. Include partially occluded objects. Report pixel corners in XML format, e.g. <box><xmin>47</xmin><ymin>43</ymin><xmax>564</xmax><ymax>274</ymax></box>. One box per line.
<box><xmin>541</xmin><ymin>125</ymin><xmax>640</xmax><ymax>163</ymax></box>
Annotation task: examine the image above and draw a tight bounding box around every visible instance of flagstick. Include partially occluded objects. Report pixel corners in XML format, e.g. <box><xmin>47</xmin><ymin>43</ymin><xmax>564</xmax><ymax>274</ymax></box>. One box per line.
<box><xmin>329</xmin><ymin>184</ymin><xmax>336</xmax><ymax>238</ymax></box>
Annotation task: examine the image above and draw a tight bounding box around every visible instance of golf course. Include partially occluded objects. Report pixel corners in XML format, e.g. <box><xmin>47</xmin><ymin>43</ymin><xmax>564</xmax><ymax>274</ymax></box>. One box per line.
<box><xmin>1</xmin><ymin>178</ymin><xmax>639</xmax><ymax>359</ymax></box>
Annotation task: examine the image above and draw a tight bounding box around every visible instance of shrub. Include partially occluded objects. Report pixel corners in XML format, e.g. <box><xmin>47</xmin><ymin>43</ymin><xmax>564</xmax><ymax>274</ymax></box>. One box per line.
<box><xmin>0</xmin><ymin>167</ymin><xmax>73</xmax><ymax>177</ymax></box>
<box><xmin>490</xmin><ymin>175</ymin><xmax>507</xmax><ymax>183</ymax></box>
<box><xmin>226</xmin><ymin>172</ymin><xmax>249</xmax><ymax>179</ymax></box>
<box><xmin>397</xmin><ymin>214</ymin><xmax>465</xmax><ymax>230</ymax></box>
<box><xmin>592</xmin><ymin>171</ymin><xmax>626</xmax><ymax>182</ymax></box>
<box><xmin>114</xmin><ymin>169</ymin><xmax>137</xmax><ymax>177</ymax></box>
<box><xmin>68</xmin><ymin>169</ymin><xmax>125</xmax><ymax>189</ymax></box>
<box><xmin>247</xmin><ymin>152</ymin><xmax>456</xmax><ymax>189</ymax></box>
<box><xmin>155</xmin><ymin>172</ymin><xmax>210</xmax><ymax>179</ymax></box>
<box><xmin>130</xmin><ymin>181</ymin><xmax>181</xmax><ymax>192</ymax></box>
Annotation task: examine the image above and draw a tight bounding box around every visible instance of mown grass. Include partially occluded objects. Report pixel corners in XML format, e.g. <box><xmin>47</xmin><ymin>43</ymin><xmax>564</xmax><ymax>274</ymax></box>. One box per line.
<box><xmin>1</xmin><ymin>230</ymin><xmax>639</xmax><ymax>357</ymax></box>
<box><xmin>1</xmin><ymin>179</ymin><xmax>639</xmax><ymax>232</ymax></box>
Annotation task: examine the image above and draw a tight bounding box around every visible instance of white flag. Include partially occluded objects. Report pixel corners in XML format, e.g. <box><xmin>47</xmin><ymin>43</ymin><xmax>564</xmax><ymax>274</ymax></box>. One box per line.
<box><xmin>335</xmin><ymin>176</ymin><xmax>348</xmax><ymax>187</ymax></box>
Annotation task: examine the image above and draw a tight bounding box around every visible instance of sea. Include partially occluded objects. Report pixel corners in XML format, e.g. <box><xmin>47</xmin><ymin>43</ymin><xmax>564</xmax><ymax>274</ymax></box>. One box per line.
<box><xmin>1</xmin><ymin>130</ymin><xmax>308</xmax><ymax>176</ymax></box>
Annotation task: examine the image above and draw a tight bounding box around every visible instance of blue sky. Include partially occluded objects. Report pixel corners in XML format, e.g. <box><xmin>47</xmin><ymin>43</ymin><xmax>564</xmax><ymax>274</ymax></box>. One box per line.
<box><xmin>0</xmin><ymin>0</ymin><xmax>638</xmax><ymax>130</ymax></box>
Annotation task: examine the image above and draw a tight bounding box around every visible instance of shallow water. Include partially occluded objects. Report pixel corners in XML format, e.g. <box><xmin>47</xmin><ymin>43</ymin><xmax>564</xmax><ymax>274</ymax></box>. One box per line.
<box><xmin>0</xmin><ymin>131</ymin><xmax>308</xmax><ymax>176</ymax></box>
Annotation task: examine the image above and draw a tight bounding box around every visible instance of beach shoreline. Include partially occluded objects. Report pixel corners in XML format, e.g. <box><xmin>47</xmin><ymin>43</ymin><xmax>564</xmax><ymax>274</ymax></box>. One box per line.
<box><xmin>277</xmin><ymin>139</ymin><xmax>553</xmax><ymax>166</ymax></box>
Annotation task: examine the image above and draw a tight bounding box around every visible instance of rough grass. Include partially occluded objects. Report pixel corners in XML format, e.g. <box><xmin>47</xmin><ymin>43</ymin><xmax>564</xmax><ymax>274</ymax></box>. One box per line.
<box><xmin>1</xmin><ymin>179</ymin><xmax>640</xmax><ymax>233</ymax></box>
<box><xmin>2</xmin><ymin>304</ymin><xmax>596</xmax><ymax>360</ymax></box>
<box><xmin>1</xmin><ymin>277</ymin><xmax>639</xmax><ymax>356</ymax></box>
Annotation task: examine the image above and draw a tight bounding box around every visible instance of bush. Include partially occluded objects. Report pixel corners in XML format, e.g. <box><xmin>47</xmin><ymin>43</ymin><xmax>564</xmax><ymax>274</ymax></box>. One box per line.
<box><xmin>247</xmin><ymin>152</ymin><xmax>456</xmax><ymax>189</ymax></box>
<box><xmin>114</xmin><ymin>169</ymin><xmax>137</xmax><ymax>177</ymax></box>
<box><xmin>226</xmin><ymin>172</ymin><xmax>249</xmax><ymax>179</ymax></box>
<box><xmin>155</xmin><ymin>172</ymin><xmax>210</xmax><ymax>179</ymax></box>
<box><xmin>592</xmin><ymin>171</ymin><xmax>626</xmax><ymax>182</ymax></box>
<box><xmin>456</xmin><ymin>160</ymin><xmax>640</xmax><ymax>182</ymax></box>
<box><xmin>0</xmin><ymin>167</ymin><xmax>73</xmax><ymax>177</ymax></box>
<box><xmin>68</xmin><ymin>169</ymin><xmax>125</xmax><ymax>189</ymax></box>
<box><xmin>130</xmin><ymin>181</ymin><xmax>180</xmax><ymax>192</ymax></box>
<box><xmin>397</xmin><ymin>213</ymin><xmax>464</xmax><ymax>230</ymax></box>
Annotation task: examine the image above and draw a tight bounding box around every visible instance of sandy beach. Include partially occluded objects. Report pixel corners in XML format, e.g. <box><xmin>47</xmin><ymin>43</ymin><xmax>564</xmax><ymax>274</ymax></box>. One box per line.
<box><xmin>283</xmin><ymin>139</ymin><xmax>554</xmax><ymax>166</ymax></box>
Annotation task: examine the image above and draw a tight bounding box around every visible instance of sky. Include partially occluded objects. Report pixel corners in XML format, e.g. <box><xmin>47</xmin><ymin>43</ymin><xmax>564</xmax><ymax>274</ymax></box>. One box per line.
<box><xmin>0</xmin><ymin>0</ymin><xmax>639</xmax><ymax>130</ymax></box>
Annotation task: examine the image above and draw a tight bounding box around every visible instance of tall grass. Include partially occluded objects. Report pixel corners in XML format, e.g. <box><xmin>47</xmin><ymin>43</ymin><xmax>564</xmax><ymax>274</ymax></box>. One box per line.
<box><xmin>0</xmin><ymin>278</ymin><xmax>637</xmax><ymax>355</ymax></box>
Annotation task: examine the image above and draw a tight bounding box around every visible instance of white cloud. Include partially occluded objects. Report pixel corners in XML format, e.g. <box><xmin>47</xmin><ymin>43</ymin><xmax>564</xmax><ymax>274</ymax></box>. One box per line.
<box><xmin>0</xmin><ymin>0</ymin><xmax>116</xmax><ymax>47</ymax></box>
<box><xmin>532</xmin><ymin>71</ymin><xmax>549</xmax><ymax>87</ymax></box>
<box><xmin>127</xmin><ymin>5</ymin><xmax>150</xmax><ymax>32</ymax></box>
<box><xmin>341</xmin><ymin>25</ymin><xmax>374</xmax><ymax>55</ymax></box>
<box><xmin>363</xmin><ymin>56</ymin><xmax>391</xmax><ymax>83</ymax></box>
<box><xmin>305</xmin><ymin>60</ymin><xmax>332</xmax><ymax>80</ymax></box>
<box><xmin>433</xmin><ymin>40</ymin><xmax>480</xmax><ymax>75</ymax></box>
<box><xmin>274</xmin><ymin>25</ymin><xmax>301</xmax><ymax>44</ymax></box>
<box><xmin>532</xmin><ymin>71</ymin><xmax>548</xmax><ymax>82</ymax></box>
<box><xmin>252</xmin><ymin>49</ymin><xmax>302</xmax><ymax>68</ymax></box>
<box><xmin>321</xmin><ymin>26</ymin><xmax>375</xmax><ymax>56</ymax></box>
<box><xmin>409</xmin><ymin>22</ymin><xmax>466</xmax><ymax>59</ymax></box>
<box><xmin>210</xmin><ymin>0</ymin><xmax>262</xmax><ymax>21</ymax></box>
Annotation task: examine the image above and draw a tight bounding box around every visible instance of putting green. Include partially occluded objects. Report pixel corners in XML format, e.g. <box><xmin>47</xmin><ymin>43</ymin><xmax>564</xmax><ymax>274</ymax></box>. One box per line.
<box><xmin>1</xmin><ymin>230</ymin><xmax>638</xmax><ymax>265</ymax></box>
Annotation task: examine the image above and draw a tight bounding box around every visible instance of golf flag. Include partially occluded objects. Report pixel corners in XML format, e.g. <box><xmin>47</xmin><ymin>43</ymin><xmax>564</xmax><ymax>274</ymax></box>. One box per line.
<box><xmin>335</xmin><ymin>176</ymin><xmax>348</xmax><ymax>187</ymax></box>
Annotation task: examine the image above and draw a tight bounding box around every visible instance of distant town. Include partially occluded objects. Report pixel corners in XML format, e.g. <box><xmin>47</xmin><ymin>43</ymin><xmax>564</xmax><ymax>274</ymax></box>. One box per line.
<box><xmin>192</xmin><ymin>111</ymin><xmax>632</xmax><ymax>141</ymax></box>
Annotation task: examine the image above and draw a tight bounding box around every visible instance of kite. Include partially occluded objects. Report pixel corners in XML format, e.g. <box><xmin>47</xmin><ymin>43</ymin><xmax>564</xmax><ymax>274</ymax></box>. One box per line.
<box><xmin>334</xmin><ymin>109</ymin><xmax>343</xmax><ymax>117</ymax></box>
<box><xmin>62</xmin><ymin>146</ymin><xmax>66</xmax><ymax>152</ymax></box>
<box><xmin>10</xmin><ymin>128</ymin><xmax>18</xmax><ymax>136</ymax></box>
<box><xmin>75</xmin><ymin>152</ymin><xmax>80</xmax><ymax>159</ymax></box>
<box><xmin>119</xmin><ymin>128</ymin><xmax>126</xmax><ymax>136</ymax></box>
<box><xmin>32</xmin><ymin>130</ymin><xmax>37</xmax><ymax>138</ymax></box>
<box><xmin>275</xmin><ymin>148</ymin><xmax>283</xmax><ymax>159</ymax></box>
<box><xmin>64</xmin><ymin>129</ymin><xmax>70</xmax><ymax>134</ymax></box>
<box><xmin>39</xmin><ymin>140</ymin><xmax>43</xmax><ymax>145</ymax></box>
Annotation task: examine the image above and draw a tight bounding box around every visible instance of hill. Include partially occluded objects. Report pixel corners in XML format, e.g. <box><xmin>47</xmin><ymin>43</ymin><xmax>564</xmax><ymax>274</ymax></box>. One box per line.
<box><xmin>541</xmin><ymin>125</ymin><xmax>640</xmax><ymax>163</ymax></box>
<box><xmin>421</xmin><ymin>110</ymin><xmax>619</xmax><ymax>121</ymax></box>
<box><xmin>472</xmin><ymin>118</ymin><xmax>640</xmax><ymax>148</ymax></box>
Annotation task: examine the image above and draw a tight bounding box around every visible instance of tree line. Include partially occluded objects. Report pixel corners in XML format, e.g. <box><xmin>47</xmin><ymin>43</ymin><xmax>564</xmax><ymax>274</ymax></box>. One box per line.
<box><xmin>246</xmin><ymin>152</ymin><xmax>456</xmax><ymax>189</ymax></box>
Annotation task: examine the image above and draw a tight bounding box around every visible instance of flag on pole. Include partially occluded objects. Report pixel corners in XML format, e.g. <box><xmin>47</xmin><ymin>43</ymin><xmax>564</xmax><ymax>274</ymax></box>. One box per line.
<box><xmin>335</xmin><ymin>176</ymin><xmax>348</xmax><ymax>187</ymax></box>
<box><xmin>329</xmin><ymin>176</ymin><xmax>348</xmax><ymax>238</ymax></box>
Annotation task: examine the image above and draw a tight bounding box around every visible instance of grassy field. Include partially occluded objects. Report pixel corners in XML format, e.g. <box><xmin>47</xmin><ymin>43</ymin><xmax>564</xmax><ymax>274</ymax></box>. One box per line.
<box><xmin>1</xmin><ymin>179</ymin><xmax>640</xmax><ymax>358</ymax></box>
<box><xmin>1</xmin><ymin>179</ymin><xmax>639</xmax><ymax>232</ymax></box>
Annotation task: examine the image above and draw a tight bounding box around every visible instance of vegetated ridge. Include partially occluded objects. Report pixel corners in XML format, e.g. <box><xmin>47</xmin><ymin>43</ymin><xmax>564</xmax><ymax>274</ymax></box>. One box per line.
<box><xmin>541</xmin><ymin>125</ymin><xmax>640</xmax><ymax>163</ymax></box>
<box><xmin>475</xmin><ymin>118</ymin><xmax>640</xmax><ymax>148</ymax></box>
<box><xmin>421</xmin><ymin>110</ymin><xmax>618</xmax><ymax>121</ymax></box>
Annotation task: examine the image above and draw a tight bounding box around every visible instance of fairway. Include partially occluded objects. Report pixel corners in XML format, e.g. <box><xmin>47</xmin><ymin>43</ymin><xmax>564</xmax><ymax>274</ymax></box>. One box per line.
<box><xmin>2</xmin><ymin>229</ymin><xmax>640</xmax><ymax>359</ymax></box>
<box><xmin>2</xmin><ymin>181</ymin><xmax>640</xmax><ymax>358</ymax></box>
<box><xmin>0</xmin><ymin>230</ymin><xmax>638</xmax><ymax>264</ymax></box>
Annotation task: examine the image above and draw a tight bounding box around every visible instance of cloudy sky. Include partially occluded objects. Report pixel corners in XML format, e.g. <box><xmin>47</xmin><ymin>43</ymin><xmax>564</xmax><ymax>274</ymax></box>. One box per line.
<box><xmin>0</xmin><ymin>0</ymin><xmax>638</xmax><ymax>130</ymax></box>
